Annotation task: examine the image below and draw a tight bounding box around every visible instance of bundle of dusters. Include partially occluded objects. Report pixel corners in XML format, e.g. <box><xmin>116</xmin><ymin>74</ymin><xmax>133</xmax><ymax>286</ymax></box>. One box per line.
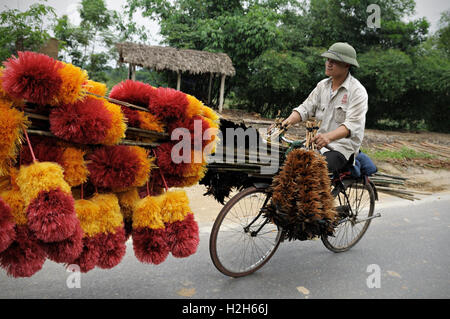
<box><xmin>0</xmin><ymin>51</ymin><xmax>219</xmax><ymax>277</ymax></box>
<box><xmin>264</xmin><ymin>149</ymin><xmax>339</xmax><ymax>241</ymax></box>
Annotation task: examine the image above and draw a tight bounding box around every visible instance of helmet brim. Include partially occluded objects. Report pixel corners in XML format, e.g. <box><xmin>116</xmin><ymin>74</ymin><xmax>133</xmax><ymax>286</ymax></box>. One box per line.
<box><xmin>321</xmin><ymin>51</ymin><xmax>359</xmax><ymax>68</ymax></box>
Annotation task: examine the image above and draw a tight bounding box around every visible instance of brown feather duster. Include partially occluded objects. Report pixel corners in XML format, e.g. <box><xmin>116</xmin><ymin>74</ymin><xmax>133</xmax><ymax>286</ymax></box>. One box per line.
<box><xmin>267</xmin><ymin>148</ymin><xmax>338</xmax><ymax>241</ymax></box>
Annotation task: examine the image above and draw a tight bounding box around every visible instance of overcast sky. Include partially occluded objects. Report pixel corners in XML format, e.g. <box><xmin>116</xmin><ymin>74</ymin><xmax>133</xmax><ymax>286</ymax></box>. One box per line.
<box><xmin>1</xmin><ymin>0</ymin><xmax>449</xmax><ymax>44</ymax></box>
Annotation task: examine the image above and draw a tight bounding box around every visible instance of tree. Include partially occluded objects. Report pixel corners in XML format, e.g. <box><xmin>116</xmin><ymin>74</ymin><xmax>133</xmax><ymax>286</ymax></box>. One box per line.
<box><xmin>0</xmin><ymin>2</ymin><xmax>56</xmax><ymax>62</ymax></box>
<box><xmin>306</xmin><ymin>0</ymin><xmax>429</xmax><ymax>52</ymax></box>
<box><xmin>436</xmin><ymin>10</ymin><xmax>450</xmax><ymax>56</ymax></box>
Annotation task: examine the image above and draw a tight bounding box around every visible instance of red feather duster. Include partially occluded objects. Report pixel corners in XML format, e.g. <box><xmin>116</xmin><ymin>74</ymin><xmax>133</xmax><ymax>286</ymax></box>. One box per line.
<box><xmin>148</xmin><ymin>87</ymin><xmax>188</xmax><ymax>122</ymax></box>
<box><xmin>49</xmin><ymin>97</ymin><xmax>112</xmax><ymax>144</ymax></box>
<box><xmin>26</xmin><ymin>189</ymin><xmax>78</xmax><ymax>243</ymax></box>
<box><xmin>20</xmin><ymin>136</ymin><xmax>64</xmax><ymax>165</ymax></box>
<box><xmin>87</xmin><ymin>146</ymin><xmax>141</xmax><ymax>189</ymax></box>
<box><xmin>0</xmin><ymin>198</ymin><xmax>16</xmax><ymax>253</ymax></box>
<box><xmin>95</xmin><ymin>226</ymin><xmax>127</xmax><ymax>269</ymax></box>
<box><xmin>132</xmin><ymin>227</ymin><xmax>170</xmax><ymax>265</ymax></box>
<box><xmin>120</xmin><ymin>106</ymin><xmax>141</xmax><ymax>127</ymax></box>
<box><xmin>1</xmin><ymin>51</ymin><xmax>63</xmax><ymax>105</ymax></box>
<box><xmin>71</xmin><ymin>236</ymin><xmax>101</xmax><ymax>273</ymax></box>
<box><xmin>166</xmin><ymin>213</ymin><xmax>199</xmax><ymax>258</ymax></box>
<box><xmin>0</xmin><ymin>225</ymin><xmax>46</xmax><ymax>278</ymax></box>
<box><xmin>41</xmin><ymin>222</ymin><xmax>83</xmax><ymax>263</ymax></box>
<box><xmin>109</xmin><ymin>80</ymin><xmax>155</xmax><ymax>107</ymax></box>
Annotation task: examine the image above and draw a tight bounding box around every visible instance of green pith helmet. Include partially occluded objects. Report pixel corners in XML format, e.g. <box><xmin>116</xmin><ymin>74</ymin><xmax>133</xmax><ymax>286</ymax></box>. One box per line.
<box><xmin>321</xmin><ymin>42</ymin><xmax>359</xmax><ymax>68</ymax></box>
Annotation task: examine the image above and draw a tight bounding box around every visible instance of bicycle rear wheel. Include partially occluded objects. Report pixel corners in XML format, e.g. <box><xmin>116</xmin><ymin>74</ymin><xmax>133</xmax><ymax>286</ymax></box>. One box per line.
<box><xmin>321</xmin><ymin>179</ymin><xmax>375</xmax><ymax>252</ymax></box>
<box><xmin>209</xmin><ymin>186</ymin><xmax>283</xmax><ymax>277</ymax></box>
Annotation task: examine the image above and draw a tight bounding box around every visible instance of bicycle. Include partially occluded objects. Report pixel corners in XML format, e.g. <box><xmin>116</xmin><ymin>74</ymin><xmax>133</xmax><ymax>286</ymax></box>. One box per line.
<box><xmin>209</xmin><ymin>133</ymin><xmax>381</xmax><ymax>278</ymax></box>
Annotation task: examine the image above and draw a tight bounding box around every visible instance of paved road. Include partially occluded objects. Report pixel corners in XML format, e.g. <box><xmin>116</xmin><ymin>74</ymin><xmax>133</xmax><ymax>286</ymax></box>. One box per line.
<box><xmin>1</xmin><ymin>194</ymin><xmax>449</xmax><ymax>299</ymax></box>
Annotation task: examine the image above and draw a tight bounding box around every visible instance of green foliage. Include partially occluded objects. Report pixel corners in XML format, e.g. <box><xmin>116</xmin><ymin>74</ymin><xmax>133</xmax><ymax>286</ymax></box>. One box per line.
<box><xmin>362</xmin><ymin>146</ymin><xmax>436</xmax><ymax>161</ymax></box>
<box><xmin>0</xmin><ymin>2</ymin><xmax>56</xmax><ymax>61</ymax></box>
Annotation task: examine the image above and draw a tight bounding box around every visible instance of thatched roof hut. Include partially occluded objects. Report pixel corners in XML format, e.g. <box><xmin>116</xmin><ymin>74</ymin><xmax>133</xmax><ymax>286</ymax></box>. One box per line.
<box><xmin>116</xmin><ymin>42</ymin><xmax>236</xmax><ymax>112</ymax></box>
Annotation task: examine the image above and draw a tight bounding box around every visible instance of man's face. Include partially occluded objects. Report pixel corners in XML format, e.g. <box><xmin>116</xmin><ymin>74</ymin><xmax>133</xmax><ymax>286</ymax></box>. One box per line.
<box><xmin>325</xmin><ymin>58</ymin><xmax>350</xmax><ymax>77</ymax></box>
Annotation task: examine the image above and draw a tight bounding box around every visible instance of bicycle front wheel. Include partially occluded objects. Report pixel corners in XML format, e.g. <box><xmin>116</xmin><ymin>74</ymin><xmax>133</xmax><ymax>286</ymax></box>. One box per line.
<box><xmin>209</xmin><ymin>186</ymin><xmax>283</xmax><ymax>277</ymax></box>
<box><xmin>321</xmin><ymin>179</ymin><xmax>375</xmax><ymax>252</ymax></box>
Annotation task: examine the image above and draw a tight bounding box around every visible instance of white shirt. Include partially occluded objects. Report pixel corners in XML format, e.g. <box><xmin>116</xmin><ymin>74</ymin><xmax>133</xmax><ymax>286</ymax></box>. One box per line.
<box><xmin>293</xmin><ymin>73</ymin><xmax>368</xmax><ymax>161</ymax></box>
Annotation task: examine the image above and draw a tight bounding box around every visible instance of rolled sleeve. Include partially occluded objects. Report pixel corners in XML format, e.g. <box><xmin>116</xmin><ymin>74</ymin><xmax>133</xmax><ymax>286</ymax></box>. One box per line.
<box><xmin>341</xmin><ymin>88</ymin><xmax>368</xmax><ymax>141</ymax></box>
<box><xmin>293</xmin><ymin>83</ymin><xmax>321</xmax><ymax>122</ymax></box>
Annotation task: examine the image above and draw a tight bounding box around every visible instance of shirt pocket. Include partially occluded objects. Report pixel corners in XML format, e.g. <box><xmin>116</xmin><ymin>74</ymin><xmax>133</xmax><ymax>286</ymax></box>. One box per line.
<box><xmin>334</xmin><ymin>104</ymin><xmax>347</xmax><ymax>124</ymax></box>
<box><xmin>315</xmin><ymin>103</ymin><xmax>327</xmax><ymax>121</ymax></box>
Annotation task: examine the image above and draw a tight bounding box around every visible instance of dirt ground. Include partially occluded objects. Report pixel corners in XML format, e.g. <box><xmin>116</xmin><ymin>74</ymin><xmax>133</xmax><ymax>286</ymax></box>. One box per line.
<box><xmin>186</xmin><ymin>109</ymin><xmax>450</xmax><ymax>225</ymax></box>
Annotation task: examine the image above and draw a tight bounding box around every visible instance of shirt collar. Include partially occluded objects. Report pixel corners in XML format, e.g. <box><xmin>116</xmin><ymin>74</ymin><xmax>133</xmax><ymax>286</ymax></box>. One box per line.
<box><xmin>327</xmin><ymin>72</ymin><xmax>352</xmax><ymax>91</ymax></box>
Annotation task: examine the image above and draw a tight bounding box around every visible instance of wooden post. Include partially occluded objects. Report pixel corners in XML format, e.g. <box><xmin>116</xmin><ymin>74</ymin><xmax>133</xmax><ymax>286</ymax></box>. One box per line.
<box><xmin>219</xmin><ymin>74</ymin><xmax>226</xmax><ymax>113</ymax></box>
<box><xmin>128</xmin><ymin>64</ymin><xmax>136</xmax><ymax>81</ymax></box>
<box><xmin>177</xmin><ymin>71</ymin><xmax>181</xmax><ymax>91</ymax></box>
<box><xmin>207</xmin><ymin>73</ymin><xmax>213</xmax><ymax>105</ymax></box>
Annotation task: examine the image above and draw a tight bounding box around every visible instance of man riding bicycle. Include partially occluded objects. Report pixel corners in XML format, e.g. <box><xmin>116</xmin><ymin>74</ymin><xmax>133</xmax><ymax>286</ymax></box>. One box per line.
<box><xmin>282</xmin><ymin>42</ymin><xmax>368</xmax><ymax>175</ymax></box>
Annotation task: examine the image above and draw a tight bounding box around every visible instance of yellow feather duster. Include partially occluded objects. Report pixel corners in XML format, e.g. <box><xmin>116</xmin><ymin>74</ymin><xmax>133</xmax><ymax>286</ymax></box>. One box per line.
<box><xmin>75</xmin><ymin>199</ymin><xmax>102</xmax><ymax>237</ymax></box>
<box><xmin>0</xmin><ymin>101</ymin><xmax>29</xmax><ymax>176</ymax></box>
<box><xmin>160</xmin><ymin>190</ymin><xmax>191</xmax><ymax>224</ymax></box>
<box><xmin>102</xmin><ymin>100</ymin><xmax>127</xmax><ymax>145</ymax></box>
<box><xmin>61</xmin><ymin>147</ymin><xmax>89</xmax><ymax>187</ymax></box>
<box><xmin>117</xmin><ymin>188</ymin><xmax>140</xmax><ymax>220</ymax></box>
<box><xmin>130</xmin><ymin>146</ymin><xmax>153</xmax><ymax>187</ymax></box>
<box><xmin>202</xmin><ymin>105</ymin><xmax>220</xmax><ymax>123</ymax></box>
<box><xmin>0</xmin><ymin>67</ymin><xmax>24</xmax><ymax>106</ymax></box>
<box><xmin>0</xmin><ymin>189</ymin><xmax>26</xmax><ymax>226</ymax></box>
<box><xmin>89</xmin><ymin>193</ymin><xmax>124</xmax><ymax>234</ymax></box>
<box><xmin>185</xmin><ymin>94</ymin><xmax>204</xmax><ymax>119</ymax></box>
<box><xmin>15</xmin><ymin>162</ymin><xmax>71</xmax><ymax>207</ymax></box>
<box><xmin>85</xmin><ymin>79</ymin><xmax>107</xmax><ymax>97</ymax></box>
<box><xmin>138</xmin><ymin>111</ymin><xmax>165</xmax><ymax>133</ymax></box>
<box><xmin>132</xmin><ymin>195</ymin><xmax>165</xmax><ymax>229</ymax></box>
<box><xmin>54</xmin><ymin>62</ymin><xmax>88</xmax><ymax>105</ymax></box>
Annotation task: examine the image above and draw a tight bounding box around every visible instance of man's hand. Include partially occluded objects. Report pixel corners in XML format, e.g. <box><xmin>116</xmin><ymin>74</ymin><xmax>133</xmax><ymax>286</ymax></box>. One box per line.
<box><xmin>282</xmin><ymin>111</ymin><xmax>301</xmax><ymax>127</ymax></box>
<box><xmin>313</xmin><ymin>133</ymin><xmax>332</xmax><ymax>150</ymax></box>
<box><xmin>313</xmin><ymin>125</ymin><xmax>350</xmax><ymax>149</ymax></box>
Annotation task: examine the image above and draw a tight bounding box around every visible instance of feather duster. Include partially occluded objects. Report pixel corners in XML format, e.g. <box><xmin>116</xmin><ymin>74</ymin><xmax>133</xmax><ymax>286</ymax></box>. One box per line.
<box><xmin>16</xmin><ymin>162</ymin><xmax>77</xmax><ymax>242</ymax></box>
<box><xmin>41</xmin><ymin>221</ymin><xmax>83</xmax><ymax>263</ymax></box>
<box><xmin>54</xmin><ymin>62</ymin><xmax>88</xmax><ymax>105</ymax></box>
<box><xmin>117</xmin><ymin>188</ymin><xmax>140</xmax><ymax>239</ymax></box>
<box><xmin>60</xmin><ymin>147</ymin><xmax>89</xmax><ymax>187</ymax></box>
<box><xmin>127</xmin><ymin>146</ymin><xmax>153</xmax><ymax>189</ymax></box>
<box><xmin>0</xmin><ymin>198</ymin><xmax>15</xmax><ymax>253</ymax></box>
<box><xmin>71</xmin><ymin>236</ymin><xmax>101</xmax><ymax>273</ymax></box>
<box><xmin>0</xmin><ymin>101</ymin><xmax>29</xmax><ymax>176</ymax></box>
<box><xmin>117</xmin><ymin>188</ymin><xmax>139</xmax><ymax>221</ymax></box>
<box><xmin>49</xmin><ymin>96</ymin><xmax>112</xmax><ymax>144</ymax></box>
<box><xmin>0</xmin><ymin>67</ymin><xmax>24</xmax><ymax>106</ymax></box>
<box><xmin>109</xmin><ymin>80</ymin><xmax>155</xmax><ymax>108</ymax></box>
<box><xmin>95</xmin><ymin>226</ymin><xmax>126</xmax><ymax>269</ymax></box>
<box><xmin>0</xmin><ymin>225</ymin><xmax>46</xmax><ymax>278</ymax></box>
<box><xmin>102</xmin><ymin>100</ymin><xmax>127</xmax><ymax>145</ymax></box>
<box><xmin>138</xmin><ymin>111</ymin><xmax>165</xmax><ymax>132</ymax></box>
<box><xmin>20</xmin><ymin>137</ymin><xmax>88</xmax><ymax>187</ymax></box>
<box><xmin>132</xmin><ymin>195</ymin><xmax>165</xmax><ymax>230</ymax></box>
<box><xmin>132</xmin><ymin>227</ymin><xmax>169</xmax><ymax>265</ymax></box>
<box><xmin>202</xmin><ymin>105</ymin><xmax>220</xmax><ymax>123</ymax></box>
<box><xmin>185</xmin><ymin>94</ymin><xmax>204</xmax><ymax>119</ymax></box>
<box><xmin>267</xmin><ymin>149</ymin><xmax>338</xmax><ymax>241</ymax></box>
<box><xmin>120</xmin><ymin>106</ymin><xmax>141</xmax><ymax>127</ymax></box>
<box><xmin>85</xmin><ymin>79</ymin><xmax>107</xmax><ymax>97</ymax></box>
<box><xmin>160</xmin><ymin>190</ymin><xmax>190</xmax><ymax>224</ymax></box>
<box><xmin>87</xmin><ymin>145</ymin><xmax>141</xmax><ymax>189</ymax></box>
<box><xmin>74</xmin><ymin>194</ymin><xmax>126</xmax><ymax>271</ymax></box>
<box><xmin>166</xmin><ymin>213</ymin><xmax>199</xmax><ymax>258</ymax></box>
<box><xmin>148</xmin><ymin>87</ymin><xmax>188</xmax><ymax>122</ymax></box>
<box><xmin>86</xmin><ymin>194</ymin><xmax>126</xmax><ymax>269</ymax></box>
<box><xmin>0</xmin><ymin>189</ymin><xmax>26</xmax><ymax>226</ymax></box>
<box><xmin>1</xmin><ymin>51</ymin><xmax>63</xmax><ymax>105</ymax></box>
<box><xmin>20</xmin><ymin>136</ymin><xmax>64</xmax><ymax>165</ymax></box>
